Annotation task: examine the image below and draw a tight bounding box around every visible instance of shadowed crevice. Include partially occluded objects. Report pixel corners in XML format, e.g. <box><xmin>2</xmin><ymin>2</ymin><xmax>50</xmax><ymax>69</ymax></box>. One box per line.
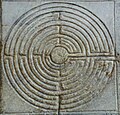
<box><xmin>0</xmin><ymin>41</ymin><xmax>2</xmax><ymax>114</ymax></box>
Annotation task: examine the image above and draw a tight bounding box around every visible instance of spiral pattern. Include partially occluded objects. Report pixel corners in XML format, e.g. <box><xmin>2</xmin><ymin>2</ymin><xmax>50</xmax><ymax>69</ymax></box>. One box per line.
<box><xmin>2</xmin><ymin>2</ymin><xmax>115</xmax><ymax>111</ymax></box>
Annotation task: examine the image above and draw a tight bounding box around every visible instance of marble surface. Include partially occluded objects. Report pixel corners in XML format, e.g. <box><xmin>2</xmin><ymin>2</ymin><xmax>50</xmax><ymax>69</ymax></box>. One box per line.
<box><xmin>0</xmin><ymin>0</ymin><xmax>120</xmax><ymax>114</ymax></box>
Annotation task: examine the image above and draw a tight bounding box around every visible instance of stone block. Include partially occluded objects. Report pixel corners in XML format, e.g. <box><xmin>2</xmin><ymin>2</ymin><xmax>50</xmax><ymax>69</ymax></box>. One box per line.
<box><xmin>1</xmin><ymin>0</ymin><xmax>118</xmax><ymax>114</ymax></box>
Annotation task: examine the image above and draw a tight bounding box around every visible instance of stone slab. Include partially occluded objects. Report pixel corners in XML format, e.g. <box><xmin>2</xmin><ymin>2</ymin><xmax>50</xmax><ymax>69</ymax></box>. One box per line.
<box><xmin>1</xmin><ymin>0</ymin><xmax>118</xmax><ymax>114</ymax></box>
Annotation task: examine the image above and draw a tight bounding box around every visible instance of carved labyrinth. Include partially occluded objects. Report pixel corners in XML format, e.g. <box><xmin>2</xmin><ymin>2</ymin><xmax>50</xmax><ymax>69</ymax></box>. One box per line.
<box><xmin>2</xmin><ymin>2</ymin><xmax>115</xmax><ymax>112</ymax></box>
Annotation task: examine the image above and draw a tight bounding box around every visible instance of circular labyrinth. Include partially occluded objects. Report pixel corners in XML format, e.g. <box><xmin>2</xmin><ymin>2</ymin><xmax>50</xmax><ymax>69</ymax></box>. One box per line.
<box><xmin>2</xmin><ymin>2</ymin><xmax>115</xmax><ymax>112</ymax></box>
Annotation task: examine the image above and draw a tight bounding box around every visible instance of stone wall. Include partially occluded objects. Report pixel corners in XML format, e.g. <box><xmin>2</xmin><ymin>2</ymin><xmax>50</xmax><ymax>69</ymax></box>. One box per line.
<box><xmin>1</xmin><ymin>0</ymin><xmax>120</xmax><ymax>115</ymax></box>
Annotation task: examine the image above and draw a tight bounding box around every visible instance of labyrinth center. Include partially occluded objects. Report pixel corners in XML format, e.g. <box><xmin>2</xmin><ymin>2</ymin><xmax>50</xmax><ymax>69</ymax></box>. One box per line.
<box><xmin>2</xmin><ymin>2</ymin><xmax>115</xmax><ymax>111</ymax></box>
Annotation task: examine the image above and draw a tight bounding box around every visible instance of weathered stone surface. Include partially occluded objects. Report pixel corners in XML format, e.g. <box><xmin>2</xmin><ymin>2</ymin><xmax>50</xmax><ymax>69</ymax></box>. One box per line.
<box><xmin>115</xmin><ymin>1</ymin><xmax>120</xmax><ymax>114</ymax></box>
<box><xmin>0</xmin><ymin>0</ymin><xmax>2</xmax><ymax>114</ymax></box>
<box><xmin>1</xmin><ymin>0</ymin><xmax>119</xmax><ymax>115</ymax></box>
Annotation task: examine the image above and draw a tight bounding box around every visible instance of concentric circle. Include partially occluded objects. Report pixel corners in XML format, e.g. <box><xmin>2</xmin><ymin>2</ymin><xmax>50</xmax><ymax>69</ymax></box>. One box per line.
<box><xmin>2</xmin><ymin>2</ymin><xmax>115</xmax><ymax>111</ymax></box>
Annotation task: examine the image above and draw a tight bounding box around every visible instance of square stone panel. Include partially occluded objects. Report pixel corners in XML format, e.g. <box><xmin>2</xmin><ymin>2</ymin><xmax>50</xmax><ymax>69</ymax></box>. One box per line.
<box><xmin>1</xmin><ymin>0</ymin><xmax>118</xmax><ymax>115</ymax></box>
